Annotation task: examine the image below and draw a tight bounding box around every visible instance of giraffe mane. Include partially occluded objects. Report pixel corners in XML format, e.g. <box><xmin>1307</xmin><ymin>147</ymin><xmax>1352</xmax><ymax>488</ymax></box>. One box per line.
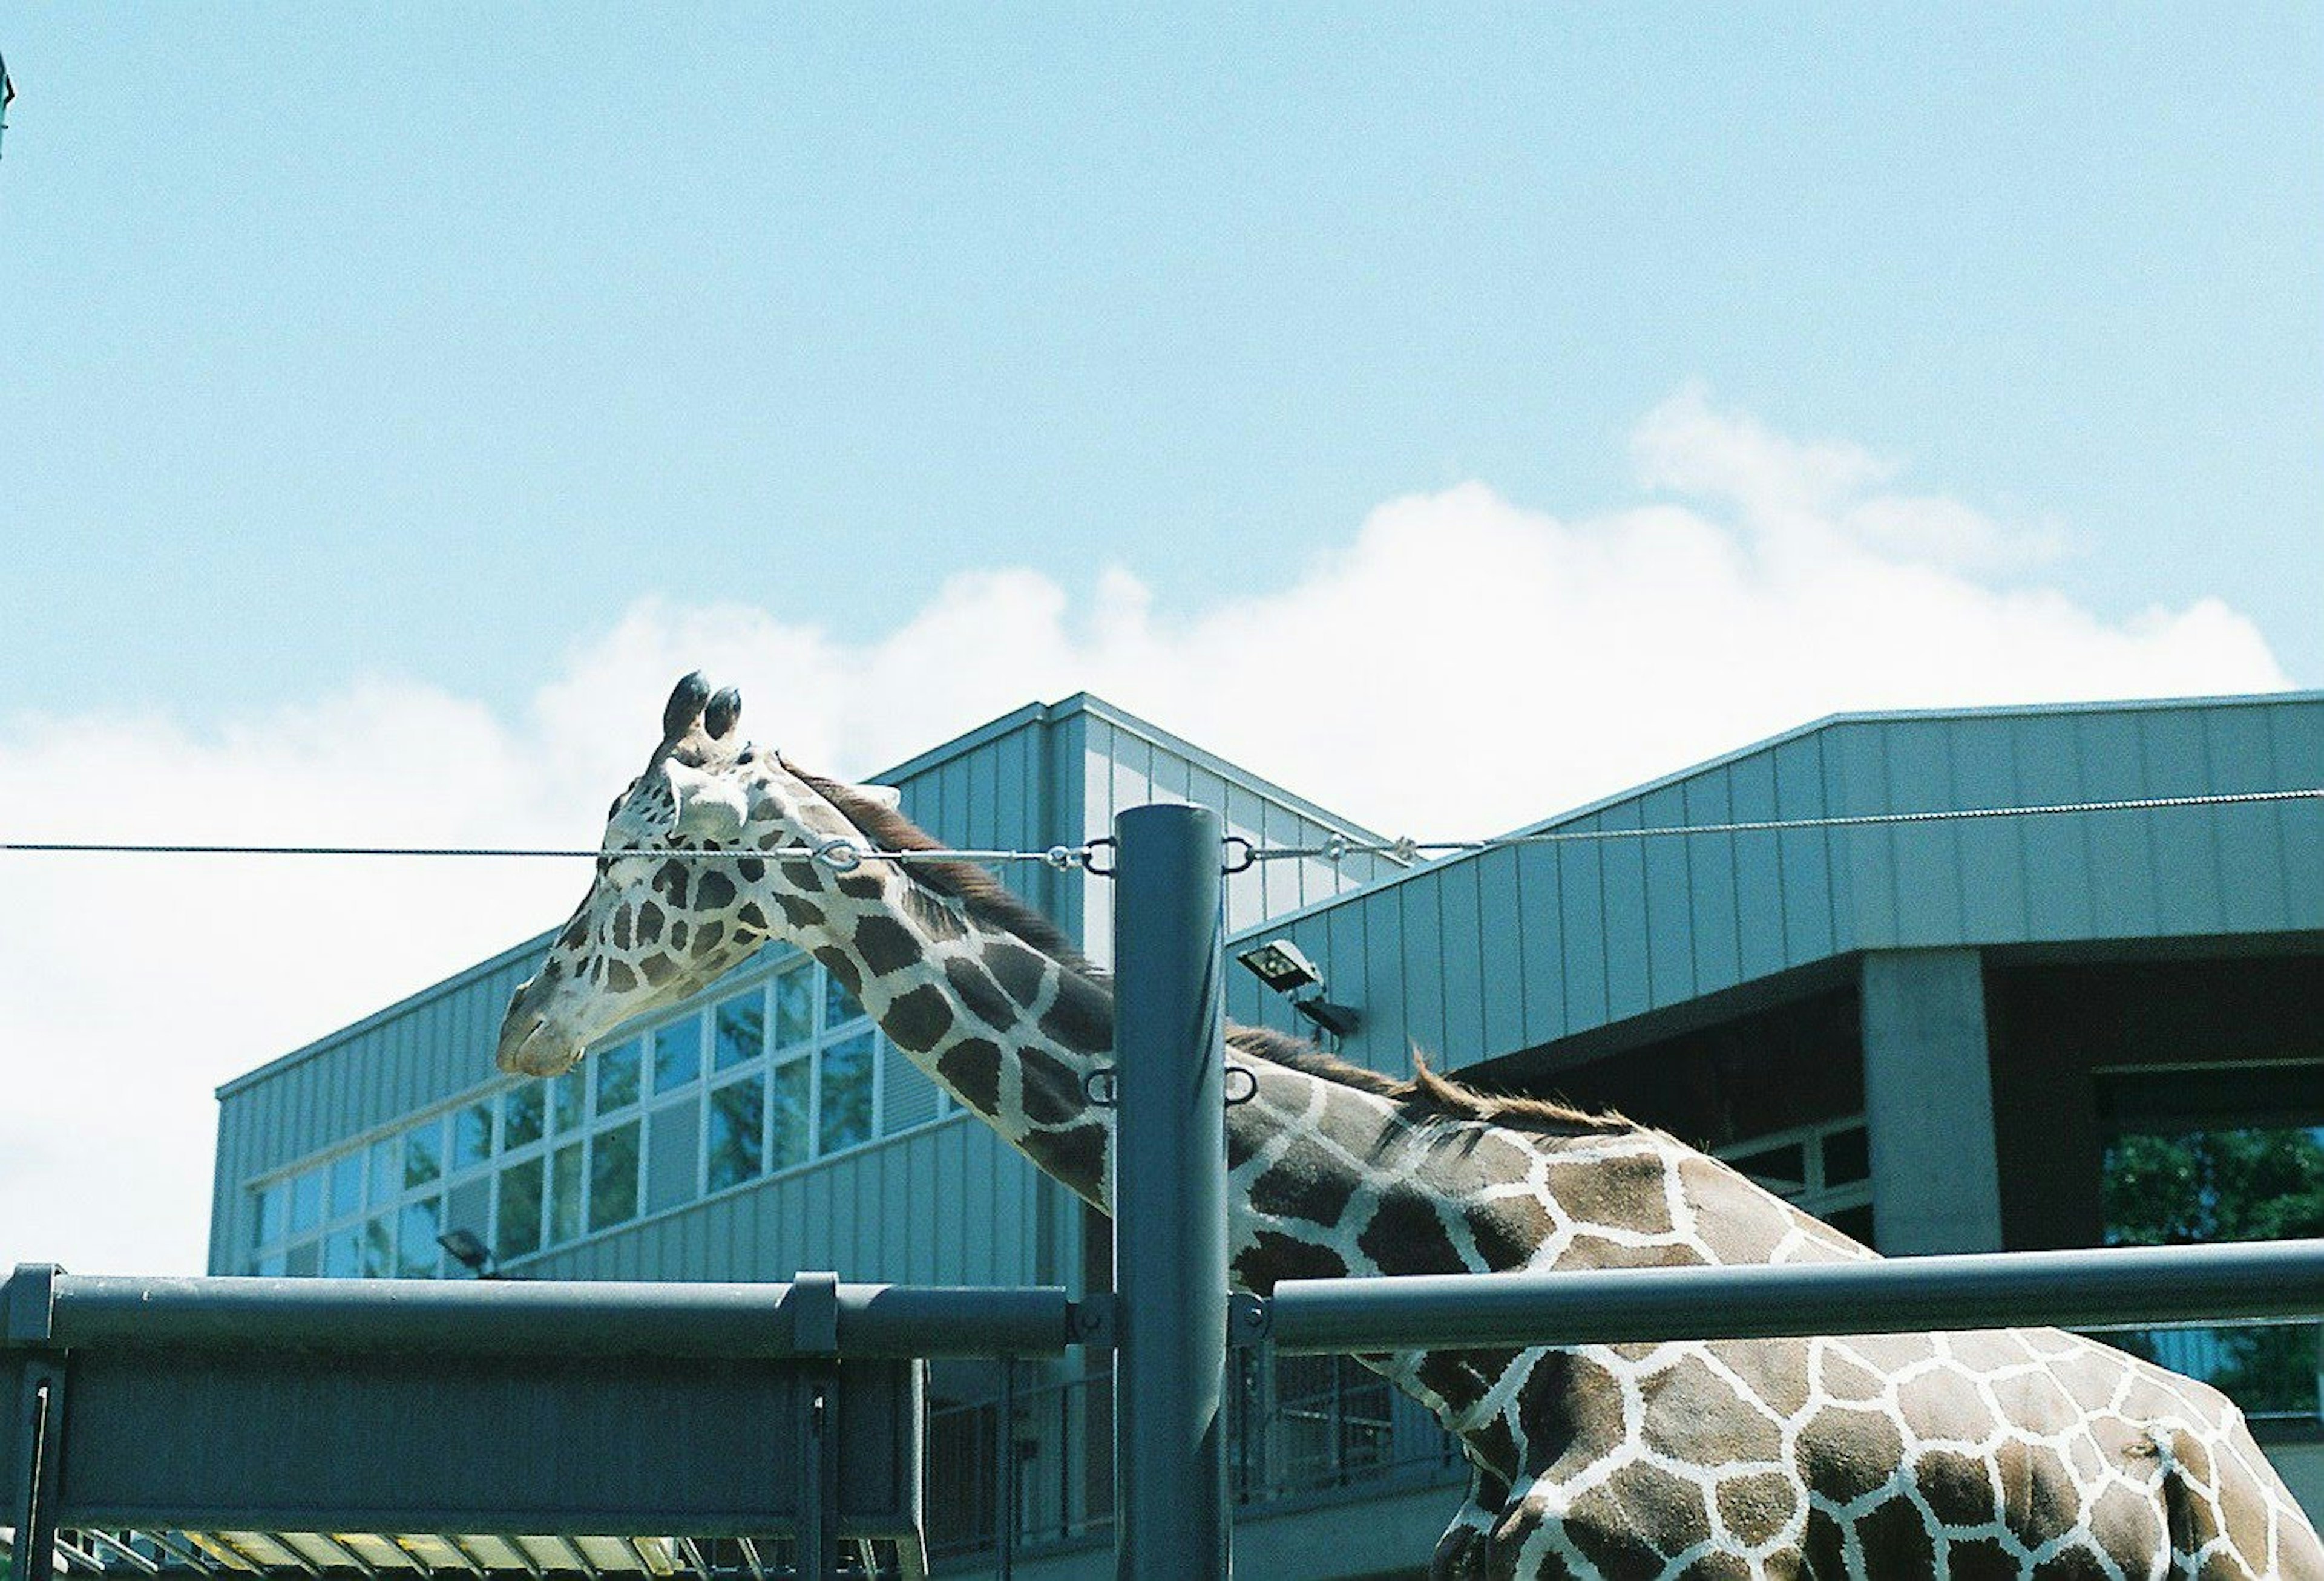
<box><xmin>798</xmin><ymin>767</ymin><xmax>1633</xmax><ymax>1137</ymax></box>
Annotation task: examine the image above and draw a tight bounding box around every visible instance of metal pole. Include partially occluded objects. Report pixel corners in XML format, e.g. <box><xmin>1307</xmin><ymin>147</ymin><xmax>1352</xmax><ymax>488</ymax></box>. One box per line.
<box><xmin>1111</xmin><ymin>804</ymin><xmax>1230</xmax><ymax>1579</ymax></box>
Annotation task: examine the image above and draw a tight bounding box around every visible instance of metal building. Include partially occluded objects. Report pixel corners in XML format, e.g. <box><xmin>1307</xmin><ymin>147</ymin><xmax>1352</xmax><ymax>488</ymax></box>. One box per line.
<box><xmin>208</xmin><ymin>689</ymin><xmax>2324</xmax><ymax>1578</ymax></box>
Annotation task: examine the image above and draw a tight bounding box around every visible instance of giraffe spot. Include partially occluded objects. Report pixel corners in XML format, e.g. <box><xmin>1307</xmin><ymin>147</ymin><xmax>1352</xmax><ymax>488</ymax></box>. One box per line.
<box><xmin>1249</xmin><ymin>1135</ymin><xmax>1360</xmax><ymax>1227</ymax></box>
<box><xmin>885</xmin><ymin>985</ymin><xmax>956</xmax><ymax>1054</ymax></box>
<box><xmin>606</xmin><ymin>959</ymin><xmax>637</xmax><ymax>993</ymax></box>
<box><xmin>986</xmin><ymin>940</ymin><xmax>1052</xmax><ymax>1009</ymax></box>
<box><xmin>836</xmin><ymin>871</ymin><xmax>885</xmax><ymax>901</ymax></box>
<box><xmin>1019</xmin><ymin>1043</ymin><xmax>1085</xmax><ymax>1126</ymax></box>
<box><xmin>559</xmin><ymin>916</ymin><xmax>590</xmax><ymax>949</ymax></box>
<box><xmin>1029</xmin><ymin>1122</ymin><xmax>1108</xmax><ymax>1199</ymax></box>
<box><xmin>1854</xmin><ymin>1491</ymin><xmax>1940</xmax><ymax>1576</ymax></box>
<box><xmin>1897</xmin><ymin>1362</ymin><xmax>2006</xmax><ymax>1443</ymax></box>
<box><xmin>1356</xmin><ymin>1185</ymin><xmax>1464</xmax><ymax>1275</ymax></box>
<box><xmin>1448</xmin><ymin>1128</ymin><xmax>1538</xmax><ymax>1193</ymax></box>
<box><xmin>1231</xmin><ymin>1229</ymin><xmax>1347</xmax><ymax>1292</ymax></box>
<box><xmin>1462</xmin><ymin>1194</ymin><xmax>1552</xmax><ymax>1272</ymax></box>
<box><xmin>1938</xmin><ymin>1534</ymin><xmax>2020</xmax><ymax>1581</ymax></box>
<box><xmin>640</xmin><ymin>952</ymin><xmax>677</xmax><ymax>986</ymax></box>
<box><xmin>1466</xmin><ymin>1415</ymin><xmax>1520</xmax><ymax>1482</ymax></box>
<box><xmin>944</xmin><ymin>956</ymin><xmax>1016</xmax><ymax>1030</ymax></box>
<box><xmin>1713</xmin><ymin>1469</ymin><xmax>1797</xmax><ymax>1548</ymax></box>
<box><xmin>2086</xmin><ymin>1481</ymin><xmax>2163</xmax><ymax>1559</ymax></box>
<box><xmin>737</xmin><ymin>857</ymin><xmax>765</xmax><ymax>883</ymax></box>
<box><xmin>635</xmin><ymin>903</ymin><xmax>664</xmax><ymax>943</ymax></box>
<box><xmin>669</xmin><ymin>921</ymin><xmax>690</xmax><ymax>951</ymax></box>
<box><xmin>1038</xmin><ymin>972</ymin><xmax>1112</xmax><ymax>1055</ymax></box>
<box><xmin>611</xmin><ymin>905</ymin><xmax>634</xmax><ymax>951</ymax></box>
<box><xmin>1644</xmin><ymin>1352</ymin><xmax>1784</xmax><ymax>1465</ymax></box>
<box><xmin>813</xmin><ymin>946</ymin><xmax>864</xmax><ymax>1000</ymax></box>
<box><xmin>692</xmin><ymin>921</ymin><xmax>726</xmax><ymax>955</ymax></box>
<box><xmin>903</xmin><ymin>886</ymin><xmax>966</xmax><ymax>941</ymax></box>
<box><xmin>654</xmin><ymin>860</ymin><xmax>689</xmax><ymax>905</ymax></box>
<box><xmin>1414</xmin><ymin>1349</ymin><xmax>1521</xmax><ymax>1417</ymax></box>
<box><xmin>1800</xmin><ymin>1404</ymin><xmax>1906</xmax><ymax>1505</ymax></box>
<box><xmin>791</xmin><ymin>857</ymin><xmax>827</xmax><ymax>892</ymax></box>
<box><xmin>1515</xmin><ymin>1350</ymin><xmax>1626</xmax><ymax>1455</ymax></box>
<box><xmin>1226</xmin><ymin>1116</ymin><xmax>1265</xmax><ymax>1170</ymax></box>
<box><xmin>695</xmin><ymin>869</ymin><xmax>737</xmax><ymax>909</ymax></box>
<box><xmin>775</xmin><ymin>893</ymin><xmax>826</xmax><ymax>931</ymax></box>
<box><xmin>1914</xmin><ymin>1446</ymin><xmax>1999</xmax><ymax>1528</ymax></box>
<box><xmin>736</xmin><ymin>902</ymin><xmax>768</xmax><ymax>935</ymax></box>
<box><xmin>1563</xmin><ymin>1235</ymin><xmax>1704</xmax><ymax>1272</ymax></box>
<box><xmin>937</xmin><ymin>1038</ymin><xmax>1004</xmax><ymax>1115</ymax></box>
<box><xmin>1802</xmin><ymin>1505</ymin><xmax>1848</xmax><ymax>1578</ymax></box>
<box><xmin>1561</xmin><ymin>1481</ymin><xmax>1676</xmax><ymax>1580</ymax></box>
<box><xmin>853</xmin><ymin>915</ymin><xmax>920</xmax><ymax>977</ymax></box>
<box><xmin>1606</xmin><ymin>1459</ymin><xmax>1714</xmax><ymax>1557</ymax></box>
<box><xmin>2032</xmin><ymin>1550</ymin><xmax>2113</xmax><ymax>1580</ymax></box>
<box><xmin>1544</xmin><ymin>1151</ymin><xmax>1676</xmax><ymax>1236</ymax></box>
<box><xmin>1816</xmin><ymin>1344</ymin><xmax>1887</xmax><ymax>1404</ymax></box>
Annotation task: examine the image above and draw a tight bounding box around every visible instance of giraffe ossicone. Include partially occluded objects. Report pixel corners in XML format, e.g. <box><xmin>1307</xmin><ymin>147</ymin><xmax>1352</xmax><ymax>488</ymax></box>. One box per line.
<box><xmin>499</xmin><ymin>673</ymin><xmax>2324</xmax><ymax>1580</ymax></box>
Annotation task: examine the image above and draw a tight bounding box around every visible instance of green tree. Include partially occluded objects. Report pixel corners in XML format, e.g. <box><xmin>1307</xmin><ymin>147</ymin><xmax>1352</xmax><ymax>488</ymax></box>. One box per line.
<box><xmin>2103</xmin><ymin>1128</ymin><xmax>2324</xmax><ymax>1413</ymax></box>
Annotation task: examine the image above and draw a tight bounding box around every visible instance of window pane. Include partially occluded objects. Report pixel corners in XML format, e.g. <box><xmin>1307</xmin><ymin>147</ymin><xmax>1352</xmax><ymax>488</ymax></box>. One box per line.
<box><xmin>775</xmin><ymin>967</ymin><xmax>814</xmax><ymax>1047</ymax></box>
<box><xmin>361</xmin><ymin>1216</ymin><xmax>395</xmax><ymax>1278</ymax></box>
<box><xmin>771</xmin><ymin>1059</ymin><xmax>813</xmax><ymax>1171</ymax></box>
<box><xmin>404</xmin><ymin>1121</ymin><xmax>443</xmax><ymax>1189</ymax></box>
<box><xmin>1824</xmin><ymin>1126</ymin><xmax>1871</xmax><ymax>1187</ymax></box>
<box><xmin>502</xmin><ymin>1083</ymin><xmax>545</xmax><ymax>1150</ymax></box>
<box><xmin>824</xmin><ymin>969</ymin><xmax>865</xmax><ymax>1030</ymax></box>
<box><xmin>819</xmin><ymin>1033</ymin><xmax>875</xmax><ymax>1154</ymax></box>
<box><xmin>286</xmin><ymin>1240</ymin><xmax>319</xmax><ymax>1277</ymax></box>
<box><xmin>329</xmin><ymin>1154</ymin><xmax>365</xmax><ymax>1220</ymax></box>
<box><xmin>714</xmin><ymin>994</ymin><xmax>764</xmax><ymax>1072</ymax></box>
<box><xmin>549</xmin><ymin>1144</ymin><xmax>585</xmax><ymax>1244</ymax></box>
<box><xmin>497</xmin><ymin>1157</ymin><xmax>545</xmax><ymax>1262</ymax></box>
<box><xmin>396</xmin><ymin>1198</ymin><xmax>440</xmax><ymax>1277</ymax></box>
<box><xmin>257</xmin><ymin>1250</ymin><xmax>289</xmax><ymax>1278</ymax></box>
<box><xmin>367</xmin><ymin>1137</ymin><xmax>400</xmax><ymax>1203</ymax></box>
<box><xmin>551</xmin><ymin>1068</ymin><xmax>588</xmax><ymax>1133</ymax></box>
<box><xmin>453</xmin><ymin>1100</ymin><xmax>496</xmax><ymax>1170</ymax></box>
<box><xmin>255</xmin><ymin>1182</ymin><xmax>287</xmax><ymax>1245</ymax></box>
<box><xmin>654</xmin><ymin>1014</ymin><xmax>703</xmax><ymax>1092</ymax></box>
<box><xmin>590</xmin><ymin>1122</ymin><xmax>640</xmax><ymax>1231</ymax></box>
<box><xmin>647</xmin><ymin>1100</ymin><xmax>701</xmax><ymax>1213</ymax></box>
<box><xmin>707</xmin><ymin>1075</ymin><xmax>765</xmax><ymax>1191</ymax></box>
<box><xmin>290</xmin><ymin>1168</ymin><xmax>325</xmax><ymax>1234</ymax></box>
<box><xmin>324</xmin><ymin>1227</ymin><xmax>361</xmax><ymax>1277</ymax></box>
<box><xmin>596</xmin><ymin>1039</ymin><xmax>643</xmax><ymax>1112</ymax></box>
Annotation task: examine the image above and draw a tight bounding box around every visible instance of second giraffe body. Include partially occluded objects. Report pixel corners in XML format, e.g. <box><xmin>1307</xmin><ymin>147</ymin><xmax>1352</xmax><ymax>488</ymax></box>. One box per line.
<box><xmin>497</xmin><ymin>676</ymin><xmax>2324</xmax><ymax>1579</ymax></box>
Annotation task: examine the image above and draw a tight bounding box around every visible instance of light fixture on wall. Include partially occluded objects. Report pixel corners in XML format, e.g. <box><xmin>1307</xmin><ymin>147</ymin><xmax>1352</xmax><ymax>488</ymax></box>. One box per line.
<box><xmin>1235</xmin><ymin>938</ymin><xmax>1362</xmax><ymax>1042</ymax></box>
<box><xmin>438</xmin><ymin>1227</ymin><xmax>501</xmax><ymax>1280</ymax></box>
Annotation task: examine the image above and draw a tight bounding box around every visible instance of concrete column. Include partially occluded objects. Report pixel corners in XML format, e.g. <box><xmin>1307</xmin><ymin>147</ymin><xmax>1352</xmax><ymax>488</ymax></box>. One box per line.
<box><xmin>1859</xmin><ymin>948</ymin><xmax>2004</xmax><ymax>1255</ymax></box>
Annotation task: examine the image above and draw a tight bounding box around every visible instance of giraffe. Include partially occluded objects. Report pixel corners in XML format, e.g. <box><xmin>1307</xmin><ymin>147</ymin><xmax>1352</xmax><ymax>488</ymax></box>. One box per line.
<box><xmin>496</xmin><ymin>675</ymin><xmax>2324</xmax><ymax>1580</ymax></box>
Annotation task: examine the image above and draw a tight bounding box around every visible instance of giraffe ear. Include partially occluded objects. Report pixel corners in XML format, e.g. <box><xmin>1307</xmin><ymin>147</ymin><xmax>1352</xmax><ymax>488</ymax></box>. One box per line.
<box><xmin>704</xmin><ymin>687</ymin><xmax>742</xmax><ymax>741</ymax></box>
<box><xmin>852</xmin><ymin>783</ymin><xmax>904</xmax><ymax>813</ymax></box>
<box><xmin>666</xmin><ymin>759</ymin><xmax>748</xmax><ymax>842</ymax></box>
<box><xmin>662</xmin><ymin>672</ymin><xmax>712</xmax><ymax>742</ymax></box>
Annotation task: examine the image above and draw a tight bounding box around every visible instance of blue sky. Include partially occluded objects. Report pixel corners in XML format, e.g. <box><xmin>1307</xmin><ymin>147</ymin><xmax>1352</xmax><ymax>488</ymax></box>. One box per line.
<box><xmin>1</xmin><ymin>7</ymin><xmax>2320</xmax><ymax>1272</ymax></box>
<box><xmin>2</xmin><ymin>5</ymin><xmax>2317</xmax><ymax>722</ymax></box>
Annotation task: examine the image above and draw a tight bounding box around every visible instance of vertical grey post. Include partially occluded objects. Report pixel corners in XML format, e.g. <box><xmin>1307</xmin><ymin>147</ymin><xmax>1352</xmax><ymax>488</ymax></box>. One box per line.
<box><xmin>1111</xmin><ymin>804</ymin><xmax>1230</xmax><ymax>1579</ymax></box>
<box><xmin>1860</xmin><ymin>948</ymin><xmax>2004</xmax><ymax>1254</ymax></box>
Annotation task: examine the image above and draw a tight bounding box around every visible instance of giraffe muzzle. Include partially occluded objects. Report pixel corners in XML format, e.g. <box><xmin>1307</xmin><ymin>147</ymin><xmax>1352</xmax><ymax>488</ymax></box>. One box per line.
<box><xmin>495</xmin><ymin>980</ymin><xmax>585</xmax><ymax>1076</ymax></box>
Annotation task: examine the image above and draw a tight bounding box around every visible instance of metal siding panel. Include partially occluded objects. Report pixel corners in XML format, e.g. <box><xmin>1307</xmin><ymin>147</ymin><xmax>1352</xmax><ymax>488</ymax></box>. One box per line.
<box><xmin>1223</xmin><ymin>783</ymin><xmax>1268</xmax><ymax>934</ymax></box>
<box><xmin>882</xmin><ymin>1139</ymin><xmax>913</xmax><ymax>1282</ymax></box>
<box><xmin>1598</xmin><ymin>803</ymin><xmax>1652</xmax><ymax>1024</ymax></box>
<box><xmin>2011</xmin><ymin>713</ymin><xmax>2096</xmax><ymax>940</ymax></box>
<box><xmin>1437</xmin><ymin>859</ymin><xmax>1485</xmax><ymax>1067</ymax></box>
<box><xmin>1727</xmin><ymin>749</ymin><xmax>1787</xmax><ymax>981</ymax></box>
<box><xmin>934</xmin><ymin>1122</ymin><xmax>965</xmax><ymax>1283</ymax></box>
<box><xmin>1640</xmin><ymin>784</ymin><xmax>1694</xmax><ymax>1007</ymax></box>
<box><xmin>1400</xmin><ymin>872</ymin><xmax>1446</xmax><ymax>1065</ymax></box>
<box><xmin>961</xmin><ymin>1125</ymin><xmax>998</xmax><ymax>1281</ymax></box>
<box><xmin>1554</xmin><ymin>829</ymin><xmax>1608</xmax><ymax>1039</ymax></box>
<box><xmin>1947</xmin><ymin>717</ymin><xmax>2029</xmax><ymax>943</ymax></box>
<box><xmin>1359</xmin><ymin>876</ymin><xmax>1407</xmax><ymax>1075</ymax></box>
<box><xmin>1834</xmin><ymin>724</ymin><xmax>1897</xmax><ymax>949</ymax></box>
<box><xmin>2273</xmin><ymin>704</ymin><xmax>2324</xmax><ymax>929</ymax></box>
<box><xmin>1883</xmin><ymin>720</ymin><xmax>1963</xmax><ymax>946</ymax></box>
<box><xmin>2204</xmin><ymin>707</ymin><xmax>2292</xmax><ymax>932</ymax></box>
<box><xmin>2076</xmin><ymin>712</ymin><xmax>2159</xmax><ymax>937</ymax></box>
<box><xmin>1259</xmin><ymin>796</ymin><xmax>1300</xmax><ymax>921</ymax></box>
<box><xmin>2139</xmin><ymin>709</ymin><xmax>2226</xmax><ymax>937</ymax></box>
<box><xmin>1475</xmin><ymin>845</ymin><xmax>1526</xmax><ymax>1059</ymax></box>
<box><xmin>1773</xmin><ymin>734</ymin><xmax>1836</xmax><ymax>964</ymax></box>
<box><xmin>991</xmin><ymin>735</ymin><xmax>1031</xmax><ymax>912</ymax></box>
<box><xmin>1682</xmin><ymin>772</ymin><xmax>1741</xmax><ymax>996</ymax></box>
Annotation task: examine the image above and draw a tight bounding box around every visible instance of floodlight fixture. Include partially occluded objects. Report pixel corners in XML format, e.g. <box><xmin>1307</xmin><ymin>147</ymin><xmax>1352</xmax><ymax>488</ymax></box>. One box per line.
<box><xmin>1236</xmin><ymin>939</ymin><xmax>1324</xmax><ymax>995</ymax></box>
<box><xmin>438</xmin><ymin>1226</ymin><xmax>499</xmax><ymax>1279</ymax></box>
<box><xmin>1292</xmin><ymin>997</ymin><xmax>1362</xmax><ymax>1041</ymax></box>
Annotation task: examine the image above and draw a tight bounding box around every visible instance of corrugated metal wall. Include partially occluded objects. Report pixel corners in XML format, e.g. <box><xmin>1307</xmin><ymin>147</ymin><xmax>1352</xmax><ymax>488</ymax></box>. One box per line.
<box><xmin>1222</xmin><ymin>695</ymin><xmax>2324</xmax><ymax>1078</ymax></box>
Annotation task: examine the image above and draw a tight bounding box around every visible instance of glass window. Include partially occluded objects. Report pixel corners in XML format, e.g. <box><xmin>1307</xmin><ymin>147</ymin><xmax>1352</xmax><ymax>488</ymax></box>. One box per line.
<box><xmin>819</xmin><ymin>1033</ymin><xmax>875</xmax><ymax>1154</ymax></box>
<box><xmin>824</xmin><ymin>969</ymin><xmax>865</xmax><ymax>1030</ymax></box>
<box><xmin>502</xmin><ymin>1083</ymin><xmax>545</xmax><ymax>1150</ymax></box>
<box><xmin>257</xmin><ymin>1249</ymin><xmax>289</xmax><ymax>1278</ymax></box>
<box><xmin>255</xmin><ymin>1182</ymin><xmax>287</xmax><ymax>1246</ymax></box>
<box><xmin>329</xmin><ymin>1154</ymin><xmax>365</xmax><ymax>1220</ymax></box>
<box><xmin>360</xmin><ymin>1216</ymin><xmax>395</xmax><ymax>1278</ymax></box>
<box><xmin>497</xmin><ymin>1157</ymin><xmax>545</xmax><ymax>1262</ymax></box>
<box><xmin>714</xmin><ymin>993</ymin><xmax>764</xmax><ymax>1072</ymax></box>
<box><xmin>453</xmin><ymin>1100</ymin><xmax>496</xmax><ymax>1170</ymax></box>
<box><xmin>654</xmin><ymin>1015</ymin><xmax>703</xmax><ymax>1092</ymax></box>
<box><xmin>590</xmin><ymin>1122</ymin><xmax>640</xmax><ymax>1231</ymax></box>
<box><xmin>324</xmin><ymin>1227</ymin><xmax>362</xmax><ymax>1278</ymax></box>
<box><xmin>1824</xmin><ymin>1126</ymin><xmax>1871</xmax><ymax>1186</ymax></box>
<box><xmin>771</xmin><ymin>1058</ymin><xmax>813</xmax><ymax>1171</ymax></box>
<box><xmin>404</xmin><ymin>1120</ymin><xmax>443</xmax><ymax>1189</ymax></box>
<box><xmin>396</xmin><ymin>1198</ymin><xmax>440</xmax><ymax>1278</ymax></box>
<box><xmin>285</xmin><ymin>1241</ymin><xmax>320</xmax><ymax>1277</ymax></box>
<box><xmin>290</xmin><ymin>1168</ymin><xmax>325</xmax><ymax>1234</ymax></box>
<box><xmin>646</xmin><ymin>1100</ymin><xmax>701</xmax><ymax>1213</ymax></box>
<box><xmin>549</xmin><ymin>1144</ymin><xmax>585</xmax><ymax>1244</ymax></box>
<box><xmin>596</xmin><ymin>1038</ymin><xmax>643</xmax><ymax>1113</ymax></box>
<box><xmin>707</xmin><ymin>1075</ymin><xmax>765</xmax><ymax>1191</ymax></box>
<box><xmin>775</xmin><ymin>967</ymin><xmax>815</xmax><ymax>1047</ymax></box>
<box><xmin>367</xmin><ymin>1136</ymin><xmax>400</xmax><ymax>1204</ymax></box>
<box><xmin>551</xmin><ymin>1068</ymin><xmax>588</xmax><ymax>1134</ymax></box>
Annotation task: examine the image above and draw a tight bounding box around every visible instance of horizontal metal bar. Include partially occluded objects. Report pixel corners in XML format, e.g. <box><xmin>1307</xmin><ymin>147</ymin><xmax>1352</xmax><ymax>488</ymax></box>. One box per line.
<box><xmin>12</xmin><ymin>1272</ymin><xmax>1077</xmax><ymax>1360</ymax></box>
<box><xmin>1261</xmin><ymin>1239</ymin><xmax>2324</xmax><ymax>1354</ymax></box>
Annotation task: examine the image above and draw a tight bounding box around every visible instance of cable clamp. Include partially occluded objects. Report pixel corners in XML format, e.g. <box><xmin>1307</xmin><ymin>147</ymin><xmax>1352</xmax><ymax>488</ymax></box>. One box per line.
<box><xmin>812</xmin><ymin>838</ymin><xmax>864</xmax><ymax>872</ymax></box>
<box><xmin>1223</xmin><ymin>1064</ymin><xmax>1259</xmax><ymax>1106</ymax></box>
<box><xmin>1081</xmin><ymin>1067</ymin><xmax>1118</xmax><ymax>1107</ymax></box>
<box><xmin>1080</xmin><ymin>837</ymin><xmax>1117</xmax><ymax>877</ymax></box>
<box><xmin>1221</xmin><ymin>836</ymin><xmax>1256</xmax><ymax>876</ymax></box>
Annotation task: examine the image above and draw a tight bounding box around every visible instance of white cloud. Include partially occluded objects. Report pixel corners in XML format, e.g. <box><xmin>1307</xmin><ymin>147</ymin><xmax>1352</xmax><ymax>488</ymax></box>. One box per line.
<box><xmin>0</xmin><ymin>388</ymin><xmax>2288</xmax><ymax>1274</ymax></box>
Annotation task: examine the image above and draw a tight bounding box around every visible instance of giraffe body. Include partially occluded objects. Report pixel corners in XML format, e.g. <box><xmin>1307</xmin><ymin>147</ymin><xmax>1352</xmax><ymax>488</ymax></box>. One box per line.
<box><xmin>497</xmin><ymin>676</ymin><xmax>2324</xmax><ymax>1580</ymax></box>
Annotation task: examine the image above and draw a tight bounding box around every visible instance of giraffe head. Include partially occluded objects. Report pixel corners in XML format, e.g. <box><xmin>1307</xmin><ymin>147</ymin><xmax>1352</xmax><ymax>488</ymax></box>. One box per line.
<box><xmin>494</xmin><ymin>672</ymin><xmax>888</xmax><ymax>1077</ymax></box>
